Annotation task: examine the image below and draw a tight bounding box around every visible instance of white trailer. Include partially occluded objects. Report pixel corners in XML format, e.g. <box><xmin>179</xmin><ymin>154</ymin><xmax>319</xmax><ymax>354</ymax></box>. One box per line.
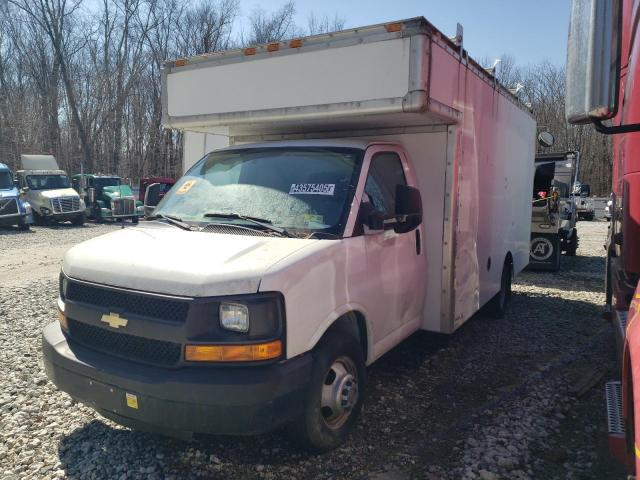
<box><xmin>43</xmin><ymin>17</ymin><xmax>536</xmax><ymax>452</ymax></box>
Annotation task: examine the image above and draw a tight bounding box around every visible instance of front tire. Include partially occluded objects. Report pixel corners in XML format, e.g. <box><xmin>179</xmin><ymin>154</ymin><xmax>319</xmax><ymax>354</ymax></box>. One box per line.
<box><xmin>72</xmin><ymin>213</ymin><xmax>86</xmax><ymax>226</ymax></box>
<box><xmin>288</xmin><ymin>331</ymin><xmax>366</xmax><ymax>453</ymax></box>
<box><xmin>18</xmin><ymin>220</ymin><xmax>30</xmax><ymax>231</ymax></box>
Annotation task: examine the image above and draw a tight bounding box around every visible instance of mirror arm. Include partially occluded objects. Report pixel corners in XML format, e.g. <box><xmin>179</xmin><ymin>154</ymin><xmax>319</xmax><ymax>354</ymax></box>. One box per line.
<box><xmin>592</xmin><ymin>118</ymin><xmax>640</xmax><ymax>135</ymax></box>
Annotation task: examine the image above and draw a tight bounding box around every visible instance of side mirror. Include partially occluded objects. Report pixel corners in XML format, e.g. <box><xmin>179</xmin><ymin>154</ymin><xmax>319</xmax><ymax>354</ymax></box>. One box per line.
<box><xmin>537</xmin><ymin>131</ymin><xmax>555</xmax><ymax>148</ymax></box>
<box><xmin>358</xmin><ymin>201</ymin><xmax>384</xmax><ymax>233</ymax></box>
<box><xmin>20</xmin><ymin>187</ymin><xmax>29</xmax><ymax>194</ymax></box>
<box><xmin>87</xmin><ymin>187</ymin><xmax>96</xmax><ymax>204</ymax></box>
<box><xmin>394</xmin><ymin>185</ymin><xmax>422</xmax><ymax>234</ymax></box>
<box><xmin>144</xmin><ymin>182</ymin><xmax>162</xmax><ymax>217</ymax></box>
<box><xmin>13</xmin><ymin>179</ymin><xmax>19</xmax><ymax>189</ymax></box>
<box><xmin>565</xmin><ymin>0</ymin><xmax>622</xmax><ymax>124</ymax></box>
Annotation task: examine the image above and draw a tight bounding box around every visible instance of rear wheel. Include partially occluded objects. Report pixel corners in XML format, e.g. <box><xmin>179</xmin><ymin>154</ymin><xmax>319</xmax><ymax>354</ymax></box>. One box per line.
<box><xmin>288</xmin><ymin>331</ymin><xmax>365</xmax><ymax>453</ymax></box>
<box><xmin>18</xmin><ymin>219</ymin><xmax>29</xmax><ymax>231</ymax></box>
<box><xmin>487</xmin><ymin>259</ymin><xmax>512</xmax><ymax>319</ymax></box>
<box><xmin>132</xmin><ymin>216</ymin><xmax>139</xmax><ymax>224</ymax></box>
<box><xmin>565</xmin><ymin>229</ymin><xmax>578</xmax><ymax>256</ymax></box>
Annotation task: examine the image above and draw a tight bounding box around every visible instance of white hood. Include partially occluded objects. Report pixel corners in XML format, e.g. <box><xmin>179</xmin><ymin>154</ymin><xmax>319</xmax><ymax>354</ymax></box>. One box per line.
<box><xmin>63</xmin><ymin>223</ymin><xmax>318</xmax><ymax>297</ymax></box>
<box><xmin>39</xmin><ymin>188</ymin><xmax>79</xmax><ymax>199</ymax></box>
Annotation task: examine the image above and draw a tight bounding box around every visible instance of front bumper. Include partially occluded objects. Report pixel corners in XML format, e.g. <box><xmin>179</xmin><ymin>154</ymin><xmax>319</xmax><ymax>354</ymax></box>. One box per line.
<box><xmin>0</xmin><ymin>213</ymin><xmax>29</xmax><ymax>226</ymax></box>
<box><xmin>98</xmin><ymin>207</ymin><xmax>142</xmax><ymax>219</ymax></box>
<box><xmin>42</xmin><ymin>210</ymin><xmax>84</xmax><ymax>221</ymax></box>
<box><xmin>42</xmin><ymin>322</ymin><xmax>311</xmax><ymax>436</ymax></box>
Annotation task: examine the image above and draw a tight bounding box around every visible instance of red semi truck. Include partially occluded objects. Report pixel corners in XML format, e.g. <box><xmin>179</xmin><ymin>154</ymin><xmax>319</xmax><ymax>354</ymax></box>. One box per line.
<box><xmin>566</xmin><ymin>0</ymin><xmax>640</xmax><ymax>473</ymax></box>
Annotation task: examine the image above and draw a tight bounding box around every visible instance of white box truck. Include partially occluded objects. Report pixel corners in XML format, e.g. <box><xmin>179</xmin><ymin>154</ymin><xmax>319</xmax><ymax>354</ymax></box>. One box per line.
<box><xmin>43</xmin><ymin>17</ymin><xmax>536</xmax><ymax>451</ymax></box>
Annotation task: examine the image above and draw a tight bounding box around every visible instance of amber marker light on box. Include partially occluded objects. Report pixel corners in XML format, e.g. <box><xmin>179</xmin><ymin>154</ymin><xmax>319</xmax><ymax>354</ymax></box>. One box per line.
<box><xmin>185</xmin><ymin>340</ymin><xmax>282</xmax><ymax>362</ymax></box>
<box><xmin>385</xmin><ymin>22</ymin><xmax>402</xmax><ymax>33</ymax></box>
<box><xmin>289</xmin><ymin>39</ymin><xmax>303</xmax><ymax>48</ymax></box>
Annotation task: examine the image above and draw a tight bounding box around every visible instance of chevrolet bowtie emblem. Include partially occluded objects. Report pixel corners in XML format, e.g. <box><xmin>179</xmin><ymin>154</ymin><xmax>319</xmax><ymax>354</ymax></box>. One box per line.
<box><xmin>100</xmin><ymin>312</ymin><xmax>128</xmax><ymax>329</ymax></box>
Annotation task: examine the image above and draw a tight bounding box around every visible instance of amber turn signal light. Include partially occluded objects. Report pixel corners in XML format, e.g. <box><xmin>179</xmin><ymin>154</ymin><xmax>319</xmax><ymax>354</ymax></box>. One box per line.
<box><xmin>185</xmin><ymin>340</ymin><xmax>282</xmax><ymax>362</ymax></box>
<box><xmin>58</xmin><ymin>310</ymin><xmax>68</xmax><ymax>331</ymax></box>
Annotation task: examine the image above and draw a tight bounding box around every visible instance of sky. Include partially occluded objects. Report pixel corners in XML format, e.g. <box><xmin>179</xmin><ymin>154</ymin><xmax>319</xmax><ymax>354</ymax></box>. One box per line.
<box><xmin>237</xmin><ymin>0</ymin><xmax>570</xmax><ymax>67</ymax></box>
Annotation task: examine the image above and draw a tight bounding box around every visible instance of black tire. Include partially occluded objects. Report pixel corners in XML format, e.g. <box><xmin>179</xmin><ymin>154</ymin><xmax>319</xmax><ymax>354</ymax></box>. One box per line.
<box><xmin>72</xmin><ymin>213</ymin><xmax>86</xmax><ymax>226</ymax></box>
<box><xmin>18</xmin><ymin>220</ymin><xmax>30</xmax><ymax>231</ymax></box>
<box><xmin>565</xmin><ymin>229</ymin><xmax>578</xmax><ymax>256</ymax></box>
<box><xmin>487</xmin><ymin>259</ymin><xmax>512</xmax><ymax>319</ymax></box>
<box><xmin>132</xmin><ymin>216</ymin><xmax>139</xmax><ymax>224</ymax></box>
<box><xmin>288</xmin><ymin>331</ymin><xmax>366</xmax><ymax>453</ymax></box>
<box><xmin>32</xmin><ymin>211</ymin><xmax>45</xmax><ymax>225</ymax></box>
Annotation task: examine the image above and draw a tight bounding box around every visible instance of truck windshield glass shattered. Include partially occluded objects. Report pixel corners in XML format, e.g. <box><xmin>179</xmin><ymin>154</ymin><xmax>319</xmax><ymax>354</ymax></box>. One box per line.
<box><xmin>154</xmin><ymin>147</ymin><xmax>363</xmax><ymax>234</ymax></box>
<box><xmin>27</xmin><ymin>174</ymin><xmax>70</xmax><ymax>190</ymax></box>
<box><xmin>0</xmin><ymin>171</ymin><xmax>12</xmax><ymax>189</ymax></box>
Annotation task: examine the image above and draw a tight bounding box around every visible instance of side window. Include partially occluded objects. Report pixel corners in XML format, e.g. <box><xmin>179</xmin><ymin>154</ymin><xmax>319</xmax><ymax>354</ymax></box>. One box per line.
<box><xmin>364</xmin><ymin>152</ymin><xmax>407</xmax><ymax>217</ymax></box>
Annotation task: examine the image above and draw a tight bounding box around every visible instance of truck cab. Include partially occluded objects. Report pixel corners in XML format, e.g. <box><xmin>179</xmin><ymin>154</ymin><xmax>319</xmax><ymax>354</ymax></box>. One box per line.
<box><xmin>72</xmin><ymin>174</ymin><xmax>143</xmax><ymax>223</ymax></box>
<box><xmin>17</xmin><ymin>155</ymin><xmax>85</xmax><ymax>226</ymax></box>
<box><xmin>138</xmin><ymin>177</ymin><xmax>175</xmax><ymax>203</ymax></box>
<box><xmin>529</xmin><ymin>152</ymin><xmax>580</xmax><ymax>270</ymax></box>
<box><xmin>0</xmin><ymin>162</ymin><xmax>32</xmax><ymax>231</ymax></box>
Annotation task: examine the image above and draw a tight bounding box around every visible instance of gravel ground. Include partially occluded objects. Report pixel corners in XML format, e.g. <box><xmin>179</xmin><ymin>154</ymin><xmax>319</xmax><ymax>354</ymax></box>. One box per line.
<box><xmin>0</xmin><ymin>220</ymin><xmax>626</xmax><ymax>479</ymax></box>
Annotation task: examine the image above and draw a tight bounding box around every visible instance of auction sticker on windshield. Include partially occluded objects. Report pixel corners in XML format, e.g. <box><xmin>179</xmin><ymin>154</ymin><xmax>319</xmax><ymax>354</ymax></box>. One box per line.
<box><xmin>289</xmin><ymin>183</ymin><xmax>335</xmax><ymax>195</ymax></box>
<box><xmin>176</xmin><ymin>180</ymin><xmax>197</xmax><ymax>195</ymax></box>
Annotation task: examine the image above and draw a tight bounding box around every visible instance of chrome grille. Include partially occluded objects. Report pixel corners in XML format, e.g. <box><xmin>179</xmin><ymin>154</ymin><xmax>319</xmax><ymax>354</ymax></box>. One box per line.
<box><xmin>51</xmin><ymin>196</ymin><xmax>80</xmax><ymax>213</ymax></box>
<box><xmin>0</xmin><ymin>198</ymin><xmax>18</xmax><ymax>217</ymax></box>
<box><xmin>112</xmin><ymin>198</ymin><xmax>135</xmax><ymax>216</ymax></box>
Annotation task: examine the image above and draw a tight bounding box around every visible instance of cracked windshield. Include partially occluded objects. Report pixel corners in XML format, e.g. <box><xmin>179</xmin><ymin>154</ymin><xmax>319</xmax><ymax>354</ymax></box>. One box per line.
<box><xmin>154</xmin><ymin>147</ymin><xmax>363</xmax><ymax>234</ymax></box>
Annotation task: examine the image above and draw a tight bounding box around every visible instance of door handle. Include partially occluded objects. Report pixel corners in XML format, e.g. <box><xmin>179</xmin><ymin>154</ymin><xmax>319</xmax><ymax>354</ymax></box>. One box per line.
<box><xmin>415</xmin><ymin>229</ymin><xmax>421</xmax><ymax>255</ymax></box>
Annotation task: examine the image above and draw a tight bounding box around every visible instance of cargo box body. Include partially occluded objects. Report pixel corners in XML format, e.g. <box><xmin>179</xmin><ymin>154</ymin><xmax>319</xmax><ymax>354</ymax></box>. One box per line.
<box><xmin>162</xmin><ymin>17</ymin><xmax>536</xmax><ymax>333</ymax></box>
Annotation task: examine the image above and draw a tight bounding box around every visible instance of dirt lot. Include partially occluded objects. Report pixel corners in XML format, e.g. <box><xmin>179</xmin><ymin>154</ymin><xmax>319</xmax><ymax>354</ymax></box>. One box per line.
<box><xmin>0</xmin><ymin>220</ymin><xmax>626</xmax><ymax>479</ymax></box>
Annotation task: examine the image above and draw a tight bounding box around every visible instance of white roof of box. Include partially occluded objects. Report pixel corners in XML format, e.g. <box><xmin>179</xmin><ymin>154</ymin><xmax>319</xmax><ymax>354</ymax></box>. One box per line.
<box><xmin>20</xmin><ymin>154</ymin><xmax>59</xmax><ymax>171</ymax></box>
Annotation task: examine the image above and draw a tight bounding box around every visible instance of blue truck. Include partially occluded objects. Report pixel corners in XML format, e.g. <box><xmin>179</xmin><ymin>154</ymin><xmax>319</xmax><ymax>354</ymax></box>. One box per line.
<box><xmin>0</xmin><ymin>162</ymin><xmax>33</xmax><ymax>230</ymax></box>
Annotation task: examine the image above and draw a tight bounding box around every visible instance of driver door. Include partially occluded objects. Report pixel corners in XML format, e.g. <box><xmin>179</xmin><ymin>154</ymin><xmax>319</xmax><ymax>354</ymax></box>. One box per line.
<box><xmin>355</xmin><ymin>147</ymin><xmax>426</xmax><ymax>352</ymax></box>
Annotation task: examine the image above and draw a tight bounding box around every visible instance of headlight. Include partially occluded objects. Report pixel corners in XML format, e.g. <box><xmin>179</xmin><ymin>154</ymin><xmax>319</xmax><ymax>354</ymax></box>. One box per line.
<box><xmin>59</xmin><ymin>272</ymin><xmax>69</xmax><ymax>300</ymax></box>
<box><xmin>79</xmin><ymin>198</ymin><xmax>85</xmax><ymax>208</ymax></box>
<box><xmin>220</xmin><ymin>302</ymin><xmax>249</xmax><ymax>332</ymax></box>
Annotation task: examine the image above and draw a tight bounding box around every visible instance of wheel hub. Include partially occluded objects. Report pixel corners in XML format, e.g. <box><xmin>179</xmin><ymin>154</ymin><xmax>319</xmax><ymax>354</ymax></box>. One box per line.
<box><xmin>320</xmin><ymin>358</ymin><xmax>359</xmax><ymax>429</ymax></box>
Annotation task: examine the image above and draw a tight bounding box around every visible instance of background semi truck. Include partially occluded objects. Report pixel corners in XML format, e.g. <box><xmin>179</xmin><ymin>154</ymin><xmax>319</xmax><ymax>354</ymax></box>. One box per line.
<box><xmin>565</xmin><ymin>0</ymin><xmax>640</xmax><ymax>475</ymax></box>
<box><xmin>43</xmin><ymin>17</ymin><xmax>536</xmax><ymax>451</ymax></box>
<box><xmin>72</xmin><ymin>174</ymin><xmax>142</xmax><ymax>223</ymax></box>
<box><xmin>16</xmin><ymin>155</ymin><xmax>85</xmax><ymax>226</ymax></box>
<box><xmin>0</xmin><ymin>162</ymin><xmax>32</xmax><ymax>230</ymax></box>
<box><xmin>529</xmin><ymin>151</ymin><xmax>580</xmax><ymax>270</ymax></box>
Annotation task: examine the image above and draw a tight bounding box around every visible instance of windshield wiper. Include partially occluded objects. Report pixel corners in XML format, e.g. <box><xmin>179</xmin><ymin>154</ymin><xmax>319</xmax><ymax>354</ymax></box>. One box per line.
<box><xmin>203</xmin><ymin>212</ymin><xmax>295</xmax><ymax>238</ymax></box>
<box><xmin>146</xmin><ymin>213</ymin><xmax>193</xmax><ymax>231</ymax></box>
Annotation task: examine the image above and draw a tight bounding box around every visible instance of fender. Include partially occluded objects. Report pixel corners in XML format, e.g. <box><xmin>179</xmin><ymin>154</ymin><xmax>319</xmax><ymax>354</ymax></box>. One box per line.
<box><xmin>625</xmin><ymin>291</ymin><xmax>640</xmax><ymax>472</ymax></box>
<box><xmin>306</xmin><ymin>303</ymin><xmax>374</xmax><ymax>365</ymax></box>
